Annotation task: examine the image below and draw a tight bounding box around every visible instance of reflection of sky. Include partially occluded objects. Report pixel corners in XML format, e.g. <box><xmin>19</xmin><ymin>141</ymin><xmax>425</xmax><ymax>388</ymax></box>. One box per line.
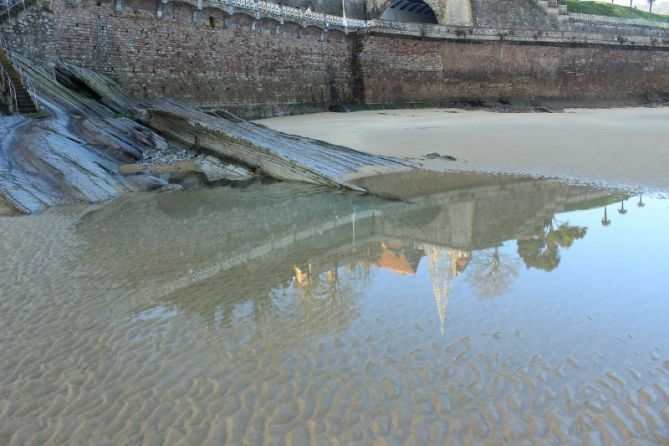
<box><xmin>4</xmin><ymin>182</ymin><xmax>667</xmax><ymax>445</ymax></box>
<box><xmin>346</xmin><ymin>197</ymin><xmax>669</xmax><ymax>375</ymax></box>
<box><xmin>98</xmin><ymin>186</ymin><xmax>668</xmax><ymax>377</ymax></box>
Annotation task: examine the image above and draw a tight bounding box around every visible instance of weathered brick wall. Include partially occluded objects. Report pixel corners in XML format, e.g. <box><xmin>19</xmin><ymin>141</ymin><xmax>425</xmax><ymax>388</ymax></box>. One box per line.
<box><xmin>9</xmin><ymin>0</ymin><xmax>355</xmax><ymax>118</ymax></box>
<box><xmin>357</xmin><ymin>33</ymin><xmax>669</xmax><ymax>105</ymax></box>
<box><xmin>4</xmin><ymin>0</ymin><xmax>669</xmax><ymax>118</ymax></box>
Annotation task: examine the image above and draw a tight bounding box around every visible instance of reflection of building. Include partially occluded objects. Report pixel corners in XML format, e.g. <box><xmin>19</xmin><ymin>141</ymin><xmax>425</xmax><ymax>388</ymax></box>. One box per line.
<box><xmin>374</xmin><ymin>242</ymin><xmax>470</xmax><ymax>335</ymax></box>
<box><xmin>422</xmin><ymin>245</ymin><xmax>470</xmax><ymax>335</ymax></box>
<box><xmin>376</xmin><ymin>242</ymin><xmax>422</xmax><ymax>275</ymax></box>
<box><xmin>73</xmin><ymin>172</ymin><xmax>623</xmax><ymax>334</ymax></box>
<box><xmin>292</xmin><ymin>240</ymin><xmax>470</xmax><ymax>335</ymax></box>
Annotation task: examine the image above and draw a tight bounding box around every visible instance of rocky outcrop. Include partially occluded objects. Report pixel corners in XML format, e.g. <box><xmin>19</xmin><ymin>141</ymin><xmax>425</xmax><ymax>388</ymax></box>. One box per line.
<box><xmin>0</xmin><ymin>58</ymin><xmax>181</xmax><ymax>213</ymax></box>
<box><xmin>0</xmin><ymin>59</ymin><xmax>410</xmax><ymax>213</ymax></box>
<box><xmin>60</xmin><ymin>61</ymin><xmax>410</xmax><ymax>189</ymax></box>
<box><xmin>140</xmin><ymin>100</ymin><xmax>409</xmax><ymax>191</ymax></box>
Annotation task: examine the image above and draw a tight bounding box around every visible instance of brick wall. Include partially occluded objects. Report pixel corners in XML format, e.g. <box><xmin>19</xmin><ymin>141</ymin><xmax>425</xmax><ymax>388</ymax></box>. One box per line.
<box><xmin>357</xmin><ymin>33</ymin><xmax>669</xmax><ymax>105</ymax></box>
<box><xmin>3</xmin><ymin>0</ymin><xmax>669</xmax><ymax>118</ymax></box>
<box><xmin>26</xmin><ymin>0</ymin><xmax>355</xmax><ymax>118</ymax></box>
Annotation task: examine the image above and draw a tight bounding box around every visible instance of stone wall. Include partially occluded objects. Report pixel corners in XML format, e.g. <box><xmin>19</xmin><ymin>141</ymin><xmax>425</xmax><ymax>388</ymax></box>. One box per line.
<box><xmin>471</xmin><ymin>0</ymin><xmax>548</xmax><ymax>29</ymax></box>
<box><xmin>357</xmin><ymin>32</ymin><xmax>669</xmax><ymax>106</ymax></box>
<box><xmin>2</xmin><ymin>0</ymin><xmax>355</xmax><ymax>118</ymax></box>
<box><xmin>3</xmin><ymin>0</ymin><xmax>669</xmax><ymax>118</ymax></box>
<box><xmin>568</xmin><ymin>20</ymin><xmax>669</xmax><ymax>39</ymax></box>
<box><xmin>0</xmin><ymin>1</ymin><xmax>57</xmax><ymax>63</ymax></box>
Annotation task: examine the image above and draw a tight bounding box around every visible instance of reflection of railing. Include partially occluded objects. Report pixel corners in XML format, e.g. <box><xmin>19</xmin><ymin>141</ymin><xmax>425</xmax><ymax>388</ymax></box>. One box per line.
<box><xmin>208</xmin><ymin>0</ymin><xmax>369</xmax><ymax>28</ymax></box>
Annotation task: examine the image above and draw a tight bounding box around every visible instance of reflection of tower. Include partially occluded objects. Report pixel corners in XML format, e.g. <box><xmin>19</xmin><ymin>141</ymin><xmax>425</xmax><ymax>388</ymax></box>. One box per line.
<box><xmin>422</xmin><ymin>245</ymin><xmax>470</xmax><ymax>335</ymax></box>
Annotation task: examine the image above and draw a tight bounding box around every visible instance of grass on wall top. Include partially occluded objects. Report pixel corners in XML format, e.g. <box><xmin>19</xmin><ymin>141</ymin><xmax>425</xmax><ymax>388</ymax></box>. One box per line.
<box><xmin>560</xmin><ymin>0</ymin><xmax>669</xmax><ymax>22</ymax></box>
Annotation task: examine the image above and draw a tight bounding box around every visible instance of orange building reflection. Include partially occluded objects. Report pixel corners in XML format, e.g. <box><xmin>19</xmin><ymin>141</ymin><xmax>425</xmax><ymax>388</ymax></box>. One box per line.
<box><xmin>293</xmin><ymin>241</ymin><xmax>471</xmax><ymax>335</ymax></box>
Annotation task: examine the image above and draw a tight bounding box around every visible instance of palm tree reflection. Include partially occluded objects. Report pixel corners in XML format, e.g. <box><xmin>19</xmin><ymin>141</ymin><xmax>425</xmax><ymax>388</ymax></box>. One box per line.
<box><xmin>618</xmin><ymin>200</ymin><xmax>627</xmax><ymax>215</ymax></box>
<box><xmin>602</xmin><ymin>207</ymin><xmax>611</xmax><ymax>226</ymax></box>
<box><xmin>517</xmin><ymin>219</ymin><xmax>587</xmax><ymax>272</ymax></box>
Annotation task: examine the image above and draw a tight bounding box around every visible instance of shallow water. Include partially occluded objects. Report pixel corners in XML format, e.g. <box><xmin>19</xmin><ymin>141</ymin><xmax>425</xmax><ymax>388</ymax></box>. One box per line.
<box><xmin>1</xmin><ymin>172</ymin><xmax>668</xmax><ymax>445</ymax></box>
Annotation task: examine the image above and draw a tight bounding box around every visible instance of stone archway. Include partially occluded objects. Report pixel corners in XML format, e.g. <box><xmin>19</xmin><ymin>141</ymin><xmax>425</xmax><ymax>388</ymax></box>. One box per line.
<box><xmin>373</xmin><ymin>0</ymin><xmax>472</xmax><ymax>26</ymax></box>
<box><xmin>380</xmin><ymin>0</ymin><xmax>438</xmax><ymax>24</ymax></box>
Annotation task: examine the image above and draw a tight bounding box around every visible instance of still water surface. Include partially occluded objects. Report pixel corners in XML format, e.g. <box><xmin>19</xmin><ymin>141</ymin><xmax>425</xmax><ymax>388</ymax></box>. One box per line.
<box><xmin>1</xmin><ymin>172</ymin><xmax>668</xmax><ymax>445</ymax></box>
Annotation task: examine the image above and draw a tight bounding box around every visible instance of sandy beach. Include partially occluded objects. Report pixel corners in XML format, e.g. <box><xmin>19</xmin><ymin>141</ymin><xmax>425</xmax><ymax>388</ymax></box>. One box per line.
<box><xmin>258</xmin><ymin>107</ymin><xmax>669</xmax><ymax>192</ymax></box>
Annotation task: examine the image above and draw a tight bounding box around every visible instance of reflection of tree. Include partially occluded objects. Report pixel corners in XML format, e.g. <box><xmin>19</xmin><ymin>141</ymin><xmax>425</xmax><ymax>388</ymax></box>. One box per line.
<box><xmin>466</xmin><ymin>247</ymin><xmax>519</xmax><ymax>298</ymax></box>
<box><xmin>602</xmin><ymin>207</ymin><xmax>611</xmax><ymax>227</ymax></box>
<box><xmin>517</xmin><ymin>220</ymin><xmax>587</xmax><ymax>272</ymax></box>
<box><xmin>294</xmin><ymin>261</ymin><xmax>366</xmax><ymax>306</ymax></box>
<box><xmin>286</xmin><ymin>263</ymin><xmax>358</xmax><ymax>333</ymax></box>
<box><xmin>618</xmin><ymin>200</ymin><xmax>627</xmax><ymax>215</ymax></box>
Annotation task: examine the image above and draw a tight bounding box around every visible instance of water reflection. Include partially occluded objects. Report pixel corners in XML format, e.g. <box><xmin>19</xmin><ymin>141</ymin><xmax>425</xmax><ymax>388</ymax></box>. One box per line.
<box><xmin>517</xmin><ymin>220</ymin><xmax>587</xmax><ymax>272</ymax></box>
<box><xmin>73</xmin><ymin>171</ymin><xmax>630</xmax><ymax>334</ymax></box>
<box><xmin>602</xmin><ymin>206</ymin><xmax>612</xmax><ymax>226</ymax></box>
<box><xmin>465</xmin><ymin>247</ymin><xmax>519</xmax><ymax>299</ymax></box>
<box><xmin>3</xmin><ymin>171</ymin><xmax>666</xmax><ymax>445</ymax></box>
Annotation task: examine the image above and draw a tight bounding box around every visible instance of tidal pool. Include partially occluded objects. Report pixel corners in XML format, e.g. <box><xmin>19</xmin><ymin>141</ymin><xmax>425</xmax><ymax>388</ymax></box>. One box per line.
<box><xmin>1</xmin><ymin>172</ymin><xmax>668</xmax><ymax>445</ymax></box>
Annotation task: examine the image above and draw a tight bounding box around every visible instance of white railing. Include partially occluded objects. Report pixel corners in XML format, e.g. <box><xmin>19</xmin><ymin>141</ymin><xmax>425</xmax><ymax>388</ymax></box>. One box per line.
<box><xmin>203</xmin><ymin>0</ymin><xmax>669</xmax><ymax>39</ymax></box>
<box><xmin>208</xmin><ymin>0</ymin><xmax>369</xmax><ymax>28</ymax></box>
<box><xmin>569</xmin><ymin>12</ymin><xmax>669</xmax><ymax>29</ymax></box>
<box><xmin>208</xmin><ymin>0</ymin><xmax>669</xmax><ymax>31</ymax></box>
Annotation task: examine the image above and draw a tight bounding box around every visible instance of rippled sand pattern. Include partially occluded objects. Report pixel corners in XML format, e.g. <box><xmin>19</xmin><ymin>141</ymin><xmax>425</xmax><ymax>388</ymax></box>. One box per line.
<box><xmin>1</xmin><ymin>181</ymin><xmax>668</xmax><ymax>445</ymax></box>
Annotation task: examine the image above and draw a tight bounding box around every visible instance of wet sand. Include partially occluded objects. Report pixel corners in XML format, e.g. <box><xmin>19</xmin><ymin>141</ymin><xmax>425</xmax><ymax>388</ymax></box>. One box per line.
<box><xmin>1</xmin><ymin>180</ymin><xmax>668</xmax><ymax>445</ymax></box>
<box><xmin>258</xmin><ymin>107</ymin><xmax>669</xmax><ymax>191</ymax></box>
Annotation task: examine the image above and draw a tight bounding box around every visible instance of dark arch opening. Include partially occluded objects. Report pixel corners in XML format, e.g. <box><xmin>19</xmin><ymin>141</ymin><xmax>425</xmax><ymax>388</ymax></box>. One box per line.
<box><xmin>380</xmin><ymin>0</ymin><xmax>438</xmax><ymax>24</ymax></box>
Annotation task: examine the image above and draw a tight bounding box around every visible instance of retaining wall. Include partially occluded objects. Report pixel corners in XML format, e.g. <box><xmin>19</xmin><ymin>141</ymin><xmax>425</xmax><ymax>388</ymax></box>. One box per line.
<box><xmin>2</xmin><ymin>0</ymin><xmax>355</xmax><ymax>118</ymax></box>
<box><xmin>2</xmin><ymin>0</ymin><xmax>669</xmax><ymax>118</ymax></box>
<box><xmin>358</xmin><ymin>31</ymin><xmax>669</xmax><ymax>106</ymax></box>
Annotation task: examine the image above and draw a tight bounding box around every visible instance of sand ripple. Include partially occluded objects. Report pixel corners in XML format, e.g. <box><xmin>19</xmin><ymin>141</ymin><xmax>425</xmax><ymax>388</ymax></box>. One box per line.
<box><xmin>1</xmin><ymin>192</ymin><xmax>668</xmax><ymax>445</ymax></box>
